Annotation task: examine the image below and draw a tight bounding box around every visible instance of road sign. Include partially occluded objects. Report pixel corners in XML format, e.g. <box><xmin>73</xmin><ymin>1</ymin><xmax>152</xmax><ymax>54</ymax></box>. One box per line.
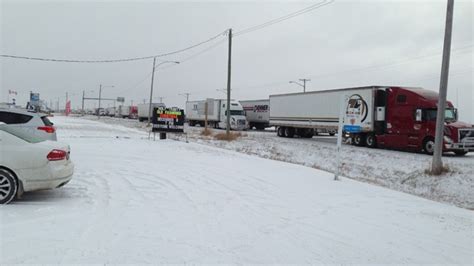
<box><xmin>152</xmin><ymin>107</ymin><xmax>185</xmax><ymax>133</ymax></box>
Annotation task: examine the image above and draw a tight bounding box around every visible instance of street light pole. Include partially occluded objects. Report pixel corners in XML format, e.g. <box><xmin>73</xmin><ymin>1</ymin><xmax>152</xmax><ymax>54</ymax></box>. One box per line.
<box><xmin>147</xmin><ymin>59</ymin><xmax>180</xmax><ymax>126</ymax></box>
<box><xmin>289</xmin><ymin>79</ymin><xmax>310</xmax><ymax>93</ymax></box>
<box><xmin>98</xmin><ymin>84</ymin><xmax>114</xmax><ymax>119</ymax></box>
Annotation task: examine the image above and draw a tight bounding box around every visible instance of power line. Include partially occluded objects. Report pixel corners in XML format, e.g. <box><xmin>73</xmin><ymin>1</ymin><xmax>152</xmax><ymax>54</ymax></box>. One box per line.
<box><xmin>114</xmin><ymin>37</ymin><xmax>229</xmax><ymax>95</ymax></box>
<box><xmin>234</xmin><ymin>0</ymin><xmax>334</xmax><ymax>37</ymax></box>
<box><xmin>235</xmin><ymin>44</ymin><xmax>473</xmax><ymax>90</ymax></box>
<box><xmin>404</xmin><ymin>66</ymin><xmax>473</xmax><ymax>83</ymax></box>
<box><xmin>1</xmin><ymin>1</ymin><xmax>334</xmax><ymax>63</ymax></box>
<box><xmin>305</xmin><ymin>44</ymin><xmax>474</xmax><ymax>80</ymax></box>
<box><xmin>157</xmin><ymin>39</ymin><xmax>228</xmax><ymax>71</ymax></box>
<box><xmin>0</xmin><ymin>30</ymin><xmax>228</xmax><ymax>63</ymax></box>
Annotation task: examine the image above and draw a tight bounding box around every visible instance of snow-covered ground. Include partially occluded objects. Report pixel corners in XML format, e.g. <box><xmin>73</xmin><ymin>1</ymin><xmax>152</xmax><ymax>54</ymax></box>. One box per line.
<box><xmin>0</xmin><ymin>116</ymin><xmax>473</xmax><ymax>264</ymax></box>
<box><xmin>85</xmin><ymin>115</ymin><xmax>474</xmax><ymax>209</ymax></box>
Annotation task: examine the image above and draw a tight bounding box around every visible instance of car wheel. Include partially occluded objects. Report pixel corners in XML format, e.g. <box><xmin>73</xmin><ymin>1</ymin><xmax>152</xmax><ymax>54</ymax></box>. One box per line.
<box><xmin>423</xmin><ymin>137</ymin><xmax>435</xmax><ymax>155</ymax></box>
<box><xmin>0</xmin><ymin>169</ymin><xmax>17</xmax><ymax>204</ymax></box>
<box><xmin>366</xmin><ymin>134</ymin><xmax>377</xmax><ymax>148</ymax></box>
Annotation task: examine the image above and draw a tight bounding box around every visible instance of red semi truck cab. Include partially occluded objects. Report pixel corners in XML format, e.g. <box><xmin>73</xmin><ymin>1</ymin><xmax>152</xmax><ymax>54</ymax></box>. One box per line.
<box><xmin>349</xmin><ymin>86</ymin><xmax>474</xmax><ymax>155</ymax></box>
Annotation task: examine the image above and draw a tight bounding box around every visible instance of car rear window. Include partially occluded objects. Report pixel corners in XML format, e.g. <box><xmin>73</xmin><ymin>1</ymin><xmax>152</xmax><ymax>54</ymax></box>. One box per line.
<box><xmin>0</xmin><ymin>111</ymin><xmax>33</xmax><ymax>124</ymax></box>
<box><xmin>41</xmin><ymin>116</ymin><xmax>54</xmax><ymax>126</ymax></box>
<box><xmin>0</xmin><ymin>124</ymin><xmax>45</xmax><ymax>143</ymax></box>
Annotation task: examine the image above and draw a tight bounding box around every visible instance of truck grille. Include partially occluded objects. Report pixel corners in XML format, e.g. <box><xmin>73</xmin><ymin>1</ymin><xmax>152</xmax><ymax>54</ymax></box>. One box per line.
<box><xmin>457</xmin><ymin>128</ymin><xmax>474</xmax><ymax>149</ymax></box>
<box><xmin>459</xmin><ymin>128</ymin><xmax>474</xmax><ymax>142</ymax></box>
<box><xmin>238</xmin><ymin>119</ymin><xmax>246</xmax><ymax>126</ymax></box>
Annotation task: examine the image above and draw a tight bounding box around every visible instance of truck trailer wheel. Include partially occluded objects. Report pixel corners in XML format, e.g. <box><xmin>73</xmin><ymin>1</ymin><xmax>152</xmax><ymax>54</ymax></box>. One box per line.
<box><xmin>423</xmin><ymin>137</ymin><xmax>435</xmax><ymax>155</ymax></box>
<box><xmin>366</xmin><ymin>134</ymin><xmax>377</xmax><ymax>148</ymax></box>
<box><xmin>277</xmin><ymin>127</ymin><xmax>285</xmax><ymax>137</ymax></box>
<box><xmin>284</xmin><ymin>127</ymin><xmax>295</xmax><ymax>138</ymax></box>
<box><xmin>0</xmin><ymin>168</ymin><xmax>18</xmax><ymax>204</ymax></box>
<box><xmin>300</xmin><ymin>129</ymin><xmax>313</xmax><ymax>138</ymax></box>
<box><xmin>353</xmin><ymin>134</ymin><xmax>366</xmax><ymax>146</ymax></box>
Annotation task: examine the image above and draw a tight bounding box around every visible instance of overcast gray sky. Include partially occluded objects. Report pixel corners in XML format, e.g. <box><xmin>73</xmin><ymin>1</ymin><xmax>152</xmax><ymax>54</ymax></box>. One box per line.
<box><xmin>1</xmin><ymin>0</ymin><xmax>473</xmax><ymax>122</ymax></box>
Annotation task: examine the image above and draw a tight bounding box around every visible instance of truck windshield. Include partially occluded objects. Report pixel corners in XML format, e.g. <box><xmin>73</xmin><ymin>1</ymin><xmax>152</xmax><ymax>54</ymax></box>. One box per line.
<box><xmin>424</xmin><ymin>108</ymin><xmax>457</xmax><ymax>122</ymax></box>
<box><xmin>225</xmin><ymin>110</ymin><xmax>245</xmax><ymax>116</ymax></box>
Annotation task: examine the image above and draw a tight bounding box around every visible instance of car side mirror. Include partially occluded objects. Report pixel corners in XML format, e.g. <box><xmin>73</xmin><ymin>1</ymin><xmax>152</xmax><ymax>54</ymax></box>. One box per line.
<box><xmin>415</xmin><ymin>109</ymin><xmax>422</xmax><ymax>122</ymax></box>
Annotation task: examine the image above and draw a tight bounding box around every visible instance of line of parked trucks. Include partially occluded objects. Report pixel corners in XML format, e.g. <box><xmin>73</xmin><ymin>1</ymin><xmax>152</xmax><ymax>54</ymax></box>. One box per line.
<box><xmin>185</xmin><ymin>85</ymin><xmax>473</xmax><ymax>155</ymax></box>
<box><xmin>96</xmin><ymin>85</ymin><xmax>474</xmax><ymax>155</ymax></box>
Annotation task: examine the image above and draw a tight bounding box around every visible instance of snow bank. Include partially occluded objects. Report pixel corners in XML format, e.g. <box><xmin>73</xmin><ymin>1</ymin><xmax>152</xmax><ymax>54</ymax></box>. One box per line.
<box><xmin>85</xmin><ymin>115</ymin><xmax>474</xmax><ymax>209</ymax></box>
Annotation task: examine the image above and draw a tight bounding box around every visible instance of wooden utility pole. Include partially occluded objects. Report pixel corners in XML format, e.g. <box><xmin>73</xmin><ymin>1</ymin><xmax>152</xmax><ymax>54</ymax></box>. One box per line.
<box><xmin>432</xmin><ymin>0</ymin><xmax>454</xmax><ymax>175</ymax></box>
<box><xmin>148</xmin><ymin>57</ymin><xmax>157</xmax><ymax>126</ymax></box>
<box><xmin>82</xmin><ymin>90</ymin><xmax>85</xmax><ymax>116</ymax></box>
<box><xmin>179</xmin><ymin>93</ymin><xmax>191</xmax><ymax>102</ymax></box>
<box><xmin>205</xmin><ymin>101</ymin><xmax>209</xmax><ymax>130</ymax></box>
<box><xmin>98</xmin><ymin>84</ymin><xmax>102</xmax><ymax>119</ymax></box>
<box><xmin>299</xmin><ymin>78</ymin><xmax>311</xmax><ymax>93</ymax></box>
<box><xmin>226</xmin><ymin>28</ymin><xmax>232</xmax><ymax>137</ymax></box>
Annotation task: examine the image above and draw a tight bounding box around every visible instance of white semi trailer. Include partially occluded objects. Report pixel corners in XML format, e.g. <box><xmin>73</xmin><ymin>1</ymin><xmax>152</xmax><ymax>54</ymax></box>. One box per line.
<box><xmin>137</xmin><ymin>103</ymin><xmax>165</xmax><ymax>122</ymax></box>
<box><xmin>186</xmin><ymin>99</ymin><xmax>248</xmax><ymax>130</ymax></box>
<box><xmin>240</xmin><ymin>99</ymin><xmax>270</xmax><ymax>130</ymax></box>
<box><xmin>269</xmin><ymin>88</ymin><xmax>365</xmax><ymax>137</ymax></box>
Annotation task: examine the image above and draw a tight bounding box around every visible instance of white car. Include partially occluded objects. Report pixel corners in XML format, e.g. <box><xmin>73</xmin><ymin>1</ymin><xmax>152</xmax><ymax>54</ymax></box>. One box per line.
<box><xmin>0</xmin><ymin>108</ymin><xmax>57</xmax><ymax>141</ymax></box>
<box><xmin>0</xmin><ymin>124</ymin><xmax>74</xmax><ymax>204</ymax></box>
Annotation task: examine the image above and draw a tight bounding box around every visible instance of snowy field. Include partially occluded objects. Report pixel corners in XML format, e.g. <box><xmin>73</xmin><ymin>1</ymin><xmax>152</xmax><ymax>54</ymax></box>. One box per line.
<box><xmin>0</xmin><ymin>116</ymin><xmax>472</xmax><ymax>264</ymax></box>
<box><xmin>86</xmin><ymin>115</ymin><xmax>474</xmax><ymax>209</ymax></box>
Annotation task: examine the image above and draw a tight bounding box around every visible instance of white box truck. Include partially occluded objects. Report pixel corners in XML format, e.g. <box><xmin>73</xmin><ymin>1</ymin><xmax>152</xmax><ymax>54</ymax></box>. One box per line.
<box><xmin>118</xmin><ymin>105</ymin><xmax>131</xmax><ymax>118</ymax></box>
<box><xmin>240</xmin><ymin>99</ymin><xmax>270</xmax><ymax>130</ymax></box>
<box><xmin>137</xmin><ymin>103</ymin><xmax>165</xmax><ymax>122</ymax></box>
<box><xmin>105</xmin><ymin>107</ymin><xmax>116</xmax><ymax>117</ymax></box>
<box><xmin>186</xmin><ymin>99</ymin><xmax>248</xmax><ymax>130</ymax></box>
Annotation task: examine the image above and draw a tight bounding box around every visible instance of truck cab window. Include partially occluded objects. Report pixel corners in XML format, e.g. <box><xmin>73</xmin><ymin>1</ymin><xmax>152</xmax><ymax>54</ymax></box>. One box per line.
<box><xmin>423</xmin><ymin>108</ymin><xmax>457</xmax><ymax>122</ymax></box>
<box><xmin>225</xmin><ymin>110</ymin><xmax>244</xmax><ymax>116</ymax></box>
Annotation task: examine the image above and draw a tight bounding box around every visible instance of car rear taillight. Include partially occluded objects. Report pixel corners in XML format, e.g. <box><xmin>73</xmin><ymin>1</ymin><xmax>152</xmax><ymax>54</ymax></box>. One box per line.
<box><xmin>47</xmin><ymin>149</ymin><xmax>67</xmax><ymax>161</ymax></box>
<box><xmin>38</xmin><ymin>126</ymin><xmax>56</xmax><ymax>133</ymax></box>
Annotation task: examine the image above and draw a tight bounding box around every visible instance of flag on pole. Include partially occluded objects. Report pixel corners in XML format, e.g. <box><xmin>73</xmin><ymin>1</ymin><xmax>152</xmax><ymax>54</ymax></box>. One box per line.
<box><xmin>65</xmin><ymin>100</ymin><xmax>71</xmax><ymax>116</ymax></box>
